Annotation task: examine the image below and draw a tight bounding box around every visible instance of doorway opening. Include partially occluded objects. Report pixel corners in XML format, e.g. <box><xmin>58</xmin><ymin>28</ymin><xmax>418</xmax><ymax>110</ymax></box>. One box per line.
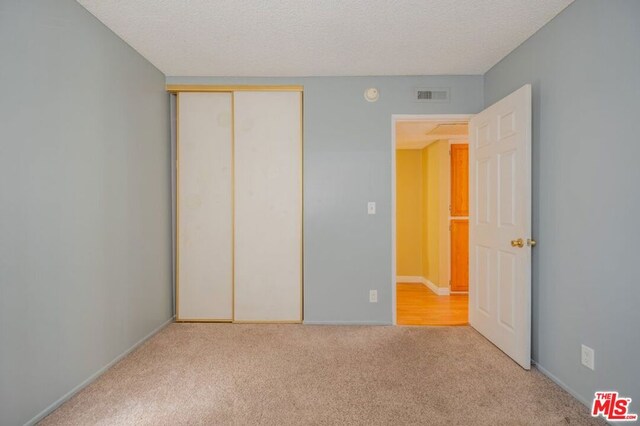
<box><xmin>391</xmin><ymin>115</ymin><xmax>472</xmax><ymax>326</ymax></box>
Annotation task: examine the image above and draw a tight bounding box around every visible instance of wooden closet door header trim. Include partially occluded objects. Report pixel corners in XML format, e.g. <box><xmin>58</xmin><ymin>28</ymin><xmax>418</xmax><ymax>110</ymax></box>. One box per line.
<box><xmin>166</xmin><ymin>85</ymin><xmax>304</xmax><ymax>93</ymax></box>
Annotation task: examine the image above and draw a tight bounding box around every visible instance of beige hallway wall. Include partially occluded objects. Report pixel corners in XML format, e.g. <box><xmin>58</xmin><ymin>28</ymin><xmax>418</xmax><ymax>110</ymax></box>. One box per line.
<box><xmin>421</xmin><ymin>141</ymin><xmax>449</xmax><ymax>287</ymax></box>
<box><xmin>396</xmin><ymin>150</ymin><xmax>423</xmax><ymax>276</ymax></box>
<box><xmin>396</xmin><ymin>141</ymin><xmax>449</xmax><ymax>288</ymax></box>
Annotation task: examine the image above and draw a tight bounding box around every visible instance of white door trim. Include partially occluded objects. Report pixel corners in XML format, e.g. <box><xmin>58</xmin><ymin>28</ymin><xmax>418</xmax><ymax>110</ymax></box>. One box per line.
<box><xmin>391</xmin><ymin>114</ymin><xmax>473</xmax><ymax>325</ymax></box>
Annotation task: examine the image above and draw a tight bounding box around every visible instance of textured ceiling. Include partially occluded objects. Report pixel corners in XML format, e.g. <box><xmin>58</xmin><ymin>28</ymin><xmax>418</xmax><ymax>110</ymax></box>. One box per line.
<box><xmin>396</xmin><ymin>121</ymin><xmax>468</xmax><ymax>149</ymax></box>
<box><xmin>77</xmin><ymin>0</ymin><xmax>573</xmax><ymax>77</ymax></box>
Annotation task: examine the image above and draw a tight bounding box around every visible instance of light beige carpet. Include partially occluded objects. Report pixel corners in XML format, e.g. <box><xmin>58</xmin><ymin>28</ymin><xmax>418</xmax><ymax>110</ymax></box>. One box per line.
<box><xmin>40</xmin><ymin>324</ymin><xmax>603</xmax><ymax>425</ymax></box>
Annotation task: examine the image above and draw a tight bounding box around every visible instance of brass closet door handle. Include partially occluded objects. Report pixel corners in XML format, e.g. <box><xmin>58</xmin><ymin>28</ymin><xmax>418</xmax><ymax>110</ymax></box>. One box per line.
<box><xmin>527</xmin><ymin>239</ymin><xmax>537</xmax><ymax>247</ymax></box>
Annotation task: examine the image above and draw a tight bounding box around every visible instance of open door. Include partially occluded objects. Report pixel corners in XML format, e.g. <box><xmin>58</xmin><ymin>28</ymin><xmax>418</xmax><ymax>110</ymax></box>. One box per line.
<box><xmin>469</xmin><ymin>85</ymin><xmax>532</xmax><ymax>369</ymax></box>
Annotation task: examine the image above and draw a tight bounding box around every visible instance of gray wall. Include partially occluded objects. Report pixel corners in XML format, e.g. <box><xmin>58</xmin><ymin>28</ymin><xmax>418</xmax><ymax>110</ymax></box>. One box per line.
<box><xmin>0</xmin><ymin>1</ymin><xmax>172</xmax><ymax>425</ymax></box>
<box><xmin>166</xmin><ymin>76</ymin><xmax>484</xmax><ymax>324</ymax></box>
<box><xmin>484</xmin><ymin>0</ymin><xmax>640</xmax><ymax>406</ymax></box>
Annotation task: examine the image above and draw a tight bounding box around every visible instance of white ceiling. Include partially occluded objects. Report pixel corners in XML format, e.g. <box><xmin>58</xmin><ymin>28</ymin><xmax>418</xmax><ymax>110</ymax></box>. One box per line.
<box><xmin>77</xmin><ymin>0</ymin><xmax>573</xmax><ymax>77</ymax></box>
<box><xmin>396</xmin><ymin>121</ymin><xmax>468</xmax><ymax>149</ymax></box>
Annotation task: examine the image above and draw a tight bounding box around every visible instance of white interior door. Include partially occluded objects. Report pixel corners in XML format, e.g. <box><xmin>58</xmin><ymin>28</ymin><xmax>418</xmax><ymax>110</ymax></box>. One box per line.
<box><xmin>177</xmin><ymin>92</ymin><xmax>233</xmax><ymax>321</ymax></box>
<box><xmin>469</xmin><ymin>84</ymin><xmax>532</xmax><ymax>369</ymax></box>
<box><xmin>233</xmin><ymin>91</ymin><xmax>302</xmax><ymax>322</ymax></box>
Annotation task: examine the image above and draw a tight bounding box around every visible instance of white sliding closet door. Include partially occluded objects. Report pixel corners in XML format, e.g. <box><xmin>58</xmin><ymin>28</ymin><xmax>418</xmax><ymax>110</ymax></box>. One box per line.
<box><xmin>177</xmin><ymin>92</ymin><xmax>233</xmax><ymax>321</ymax></box>
<box><xmin>234</xmin><ymin>91</ymin><xmax>302</xmax><ymax>322</ymax></box>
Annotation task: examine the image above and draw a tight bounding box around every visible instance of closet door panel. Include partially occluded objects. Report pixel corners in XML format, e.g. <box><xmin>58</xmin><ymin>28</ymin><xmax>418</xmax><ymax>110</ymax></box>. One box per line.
<box><xmin>177</xmin><ymin>92</ymin><xmax>233</xmax><ymax>320</ymax></box>
<box><xmin>234</xmin><ymin>91</ymin><xmax>302</xmax><ymax>322</ymax></box>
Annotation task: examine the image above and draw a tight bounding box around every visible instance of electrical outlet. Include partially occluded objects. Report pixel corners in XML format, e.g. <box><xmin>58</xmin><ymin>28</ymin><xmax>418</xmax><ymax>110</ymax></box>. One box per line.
<box><xmin>369</xmin><ymin>289</ymin><xmax>378</xmax><ymax>303</ymax></box>
<box><xmin>581</xmin><ymin>344</ymin><xmax>595</xmax><ymax>370</ymax></box>
<box><xmin>367</xmin><ymin>202</ymin><xmax>376</xmax><ymax>215</ymax></box>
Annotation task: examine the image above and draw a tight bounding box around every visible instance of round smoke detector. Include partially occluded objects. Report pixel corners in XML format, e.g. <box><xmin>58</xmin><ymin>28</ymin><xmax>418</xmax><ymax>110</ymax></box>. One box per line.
<box><xmin>364</xmin><ymin>88</ymin><xmax>379</xmax><ymax>102</ymax></box>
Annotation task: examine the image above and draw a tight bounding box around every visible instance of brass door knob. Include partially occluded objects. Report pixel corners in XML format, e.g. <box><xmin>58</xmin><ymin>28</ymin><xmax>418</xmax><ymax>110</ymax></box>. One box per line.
<box><xmin>527</xmin><ymin>239</ymin><xmax>537</xmax><ymax>247</ymax></box>
<box><xmin>511</xmin><ymin>238</ymin><xmax>524</xmax><ymax>248</ymax></box>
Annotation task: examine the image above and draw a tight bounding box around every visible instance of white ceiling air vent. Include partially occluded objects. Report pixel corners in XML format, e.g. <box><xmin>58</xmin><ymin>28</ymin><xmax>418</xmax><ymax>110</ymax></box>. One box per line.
<box><xmin>415</xmin><ymin>88</ymin><xmax>450</xmax><ymax>103</ymax></box>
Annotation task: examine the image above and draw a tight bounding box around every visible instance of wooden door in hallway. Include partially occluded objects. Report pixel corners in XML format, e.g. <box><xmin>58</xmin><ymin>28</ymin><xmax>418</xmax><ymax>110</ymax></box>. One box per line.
<box><xmin>450</xmin><ymin>144</ymin><xmax>469</xmax><ymax>216</ymax></box>
<box><xmin>450</xmin><ymin>143</ymin><xmax>469</xmax><ymax>292</ymax></box>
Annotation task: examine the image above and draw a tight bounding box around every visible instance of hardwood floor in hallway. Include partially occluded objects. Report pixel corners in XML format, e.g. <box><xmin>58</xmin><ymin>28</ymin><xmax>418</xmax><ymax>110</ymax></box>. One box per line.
<box><xmin>397</xmin><ymin>282</ymin><xmax>468</xmax><ymax>326</ymax></box>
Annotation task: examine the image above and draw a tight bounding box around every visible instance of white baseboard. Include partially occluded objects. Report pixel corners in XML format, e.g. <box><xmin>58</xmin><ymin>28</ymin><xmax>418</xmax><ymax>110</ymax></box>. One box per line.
<box><xmin>25</xmin><ymin>316</ymin><xmax>175</xmax><ymax>426</ymax></box>
<box><xmin>303</xmin><ymin>320</ymin><xmax>391</xmax><ymax>326</ymax></box>
<box><xmin>396</xmin><ymin>276</ymin><xmax>450</xmax><ymax>296</ymax></box>
<box><xmin>425</xmin><ymin>279</ymin><xmax>450</xmax><ymax>296</ymax></box>
<box><xmin>532</xmin><ymin>360</ymin><xmax>591</xmax><ymax>409</ymax></box>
